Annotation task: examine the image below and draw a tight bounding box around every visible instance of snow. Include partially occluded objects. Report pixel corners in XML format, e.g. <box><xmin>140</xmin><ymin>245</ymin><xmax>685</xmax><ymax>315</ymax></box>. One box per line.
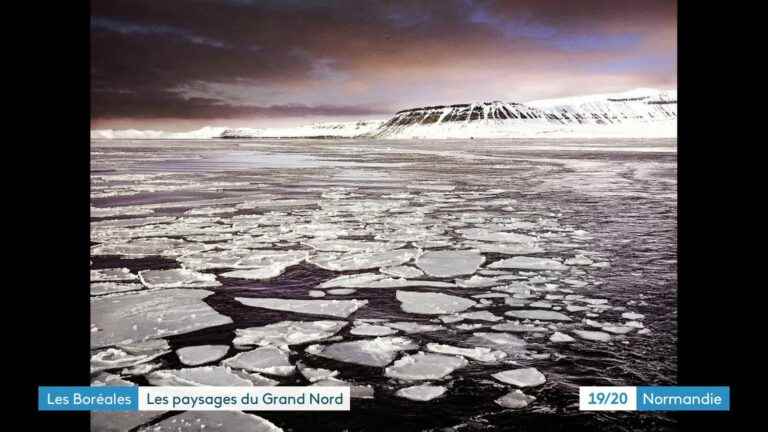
<box><xmin>426</xmin><ymin>343</ymin><xmax>507</xmax><ymax>362</ymax></box>
<box><xmin>505</xmin><ymin>310</ymin><xmax>572</xmax><ymax>321</ymax></box>
<box><xmin>492</xmin><ymin>368</ymin><xmax>546</xmax><ymax>387</ymax></box>
<box><xmin>416</xmin><ymin>250</ymin><xmax>485</xmax><ymax>277</ymax></box>
<box><xmin>396</xmin><ymin>290</ymin><xmax>477</xmax><ymax>315</ymax></box>
<box><xmin>147</xmin><ymin>366</ymin><xmax>254</xmax><ymax>386</ymax></box>
<box><xmin>175</xmin><ymin>345</ymin><xmax>230</xmax><ymax>366</ymax></box>
<box><xmin>232</xmin><ymin>320</ymin><xmax>348</xmax><ymax>347</ymax></box>
<box><xmin>91</xmin><ymin>289</ymin><xmax>232</xmax><ymax>348</ymax></box>
<box><xmin>384</xmin><ymin>352</ymin><xmax>468</xmax><ymax>380</ymax></box>
<box><xmin>234</xmin><ymin>297</ymin><xmax>368</xmax><ymax>318</ymax></box>
<box><xmin>138</xmin><ymin>268</ymin><xmax>221</xmax><ymax>289</ymax></box>
<box><xmin>222</xmin><ymin>346</ymin><xmax>294</xmax><ymax>376</ymax></box>
<box><xmin>91</xmin><ymin>126</ymin><xmax>229</xmax><ymax>140</ymax></box>
<box><xmin>488</xmin><ymin>256</ymin><xmax>568</xmax><ymax>271</ymax></box>
<box><xmin>573</xmin><ymin>330</ymin><xmax>612</xmax><ymax>342</ymax></box>
<box><xmin>137</xmin><ymin>411</ymin><xmax>283</xmax><ymax>432</ymax></box>
<box><xmin>308</xmin><ymin>336</ymin><xmax>418</xmax><ymax>367</ymax></box>
<box><xmin>495</xmin><ymin>389</ymin><xmax>536</xmax><ymax>409</ymax></box>
<box><xmin>395</xmin><ymin>384</ymin><xmax>448</xmax><ymax>401</ymax></box>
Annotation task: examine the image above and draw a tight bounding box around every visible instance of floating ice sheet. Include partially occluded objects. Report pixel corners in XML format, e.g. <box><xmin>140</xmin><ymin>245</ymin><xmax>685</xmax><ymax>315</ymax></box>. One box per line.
<box><xmin>396</xmin><ymin>291</ymin><xmax>476</xmax><ymax>315</ymax></box>
<box><xmin>395</xmin><ymin>384</ymin><xmax>447</xmax><ymax>401</ymax></box>
<box><xmin>234</xmin><ymin>298</ymin><xmax>367</xmax><ymax>318</ymax></box>
<box><xmin>573</xmin><ymin>330</ymin><xmax>611</xmax><ymax>341</ymax></box>
<box><xmin>350</xmin><ymin>324</ymin><xmax>398</xmax><ymax>336</ymax></box>
<box><xmin>308</xmin><ymin>249</ymin><xmax>418</xmax><ymax>272</ymax></box>
<box><xmin>505</xmin><ymin>310</ymin><xmax>571</xmax><ymax>321</ymax></box>
<box><xmin>385</xmin><ymin>352</ymin><xmax>467</xmax><ymax>380</ymax></box>
<box><xmin>426</xmin><ymin>343</ymin><xmax>506</xmax><ymax>362</ymax></box>
<box><xmin>91</xmin><ymin>289</ymin><xmax>232</xmax><ymax>348</ymax></box>
<box><xmin>147</xmin><ymin>366</ymin><xmax>254</xmax><ymax>386</ymax></box>
<box><xmin>137</xmin><ymin>411</ymin><xmax>283</xmax><ymax>432</ymax></box>
<box><xmin>492</xmin><ymin>368</ymin><xmax>546</xmax><ymax>387</ymax></box>
<box><xmin>381</xmin><ymin>265</ymin><xmax>425</xmax><ymax>278</ymax></box>
<box><xmin>222</xmin><ymin>346</ymin><xmax>294</xmax><ymax>376</ymax></box>
<box><xmin>384</xmin><ymin>322</ymin><xmax>446</xmax><ymax>334</ymax></box>
<box><xmin>176</xmin><ymin>345</ymin><xmax>229</xmax><ymax>366</ymax></box>
<box><xmin>416</xmin><ymin>250</ymin><xmax>485</xmax><ymax>278</ymax></box>
<box><xmin>139</xmin><ymin>268</ymin><xmax>221</xmax><ymax>289</ymax></box>
<box><xmin>232</xmin><ymin>321</ymin><xmax>347</xmax><ymax>347</ymax></box>
<box><xmin>90</xmin><ymin>267</ymin><xmax>139</xmax><ymax>282</ymax></box>
<box><xmin>309</xmin><ymin>337</ymin><xmax>418</xmax><ymax>367</ymax></box>
<box><xmin>320</xmin><ymin>273</ymin><xmax>454</xmax><ymax>289</ymax></box>
<box><xmin>91</xmin><ymin>282</ymin><xmax>145</xmax><ymax>296</ymax></box>
<box><xmin>488</xmin><ymin>256</ymin><xmax>568</xmax><ymax>271</ymax></box>
<box><xmin>495</xmin><ymin>389</ymin><xmax>536</xmax><ymax>409</ymax></box>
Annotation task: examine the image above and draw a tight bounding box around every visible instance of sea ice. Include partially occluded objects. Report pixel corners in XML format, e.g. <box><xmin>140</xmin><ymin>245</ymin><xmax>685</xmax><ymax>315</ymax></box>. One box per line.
<box><xmin>91</xmin><ymin>372</ymin><xmax>135</xmax><ymax>387</ymax></box>
<box><xmin>91</xmin><ymin>282</ymin><xmax>145</xmax><ymax>296</ymax></box>
<box><xmin>466</xmin><ymin>332</ymin><xmax>527</xmax><ymax>354</ymax></box>
<box><xmin>350</xmin><ymin>324</ymin><xmax>398</xmax><ymax>336</ymax></box>
<box><xmin>311</xmin><ymin>377</ymin><xmax>375</xmax><ymax>399</ymax></box>
<box><xmin>308</xmin><ymin>249</ymin><xmax>418</xmax><ymax>272</ymax></box>
<box><xmin>573</xmin><ymin>330</ymin><xmax>612</xmax><ymax>342</ymax></box>
<box><xmin>565</xmin><ymin>255</ymin><xmax>594</xmax><ymax>266</ymax></box>
<box><xmin>309</xmin><ymin>336</ymin><xmax>418</xmax><ymax>367</ymax></box>
<box><xmin>488</xmin><ymin>256</ymin><xmax>568</xmax><ymax>271</ymax></box>
<box><xmin>297</xmin><ymin>363</ymin><xmax>339</xmax><ymax>382</ymax></box>
<box><xmin>621</xmin><ymin>312</ymin><xmax>645</xmax><ymax>320</ymax></box>
<box><xmin>426</xmin><ymin>343</ymin><xmax>506</xmax><ymax>362</ymax></box>
<box><xmin>492</xmin><ymin>367</ymin><xmax>546</xmax><ymax>387</ymax></box>
<box><xmin>505</xmin><ymin>310</ymin><xmax>572</xmax><ymax>321</ymax></box>
<box><xmin>396</xmin><ymin>291</ymin><xmax>477</xmax><ymax>315</ymax></box>
<box><xmin>222</xmin><ymin>346</ymin><xmax>294</xmax><ymax>376</ymax></box>
<box><xmin>137</xmin><ymin>411</ymin><xmax>283</xmax><ymax>432</ymax></box>
<box><xmin>138</xmin><ymin>268</ymin><xmax>221</xmax><ymax>289</ymax></box>
<box><xmin>176</xmin><ymin>345</ymin><xmax>229</xmax><ymax>366</ymax></box>
<box><xmin>491</xmin><ymin>323</ymin><xmax>548</xmax><ymax>332</ymax></box>
<box><xmin>495</xmin><ymin>389</ymin><xmax>536</xmax><ymax>409</ymax></box>
<box><xmin>232</xmin><ymin>321</ymin><xmax>347</xmax><ymax>347</ymax></box>
<box><xmin>384</xmin><ymin>322</ymin><xmax>446</xmax><ymax>334</ymax></box>
<box><xmin>416</xmin><ymin>250</ymin><xmax>485</xmax><ymax>277</ymax></box>
<box><xmin>147</xmin><ymin>366</ymin><xmax>253</xmax><ymax>386</ymax></box>
<box><xmin>91</xmin><ymin>289</ymin><xmax>232</xmax><ymax>348</ymax></box>
<box><xmin>327</xmin><ymin>288</ymin><xmax>357</xmax><ymax>295</ymax></box>
<box><xmin>90</xmin><ymin>267</ymin><xmax>139</xmax><ymax>282</ymax></box>
<box><xmin>303</xmin><ymin>239</ymin><xmax>404</xmax><ymax>252</ymax></box>
<box><xmin>308</xmin><ymin>290</ymin><xmax>326</xmax><ymax>298</ymax></box>
<box><xmin>381</xmin><ymin>265</ymin><xmax>425</xmax><ymax>278</ymax></box>
<box><xmin>458</xmin><ymin>228</ymin><xmax>537</xmax><ymax>244</ymax></box>
<box><xmin>395</xmin><ymin>384</ymin><xmax>447</xmax><ymax>401</ymax></box>
<box><xmin>235</xmin><ymin>298</ymin><xmax>367</xmax><ymax>318</ymax></box>
<box><xmin>601</xmin><ymin>325</ymin><xmax>634</xmax><ymax>335</ymax></box>
<box><xmin>439</xmin><ymin>311</ymin><xmax>503</xmax><ymax>323</ymax></box>
<box><xmin>549</xmin><ymin>332</ymin><xmax>576</xmax><ymax>343</ymax></box>
<box><xmin>385</xmin><ymin>352</ymin><xmax>468</xmax><ymax>380</ymax></box>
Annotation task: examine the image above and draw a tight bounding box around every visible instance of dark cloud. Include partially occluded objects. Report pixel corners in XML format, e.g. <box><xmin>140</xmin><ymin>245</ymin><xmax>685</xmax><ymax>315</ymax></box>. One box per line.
<box><xmin>91</xmin><ymin>0</ymin><xmax>676</xmax><ymax>127</ymax></box>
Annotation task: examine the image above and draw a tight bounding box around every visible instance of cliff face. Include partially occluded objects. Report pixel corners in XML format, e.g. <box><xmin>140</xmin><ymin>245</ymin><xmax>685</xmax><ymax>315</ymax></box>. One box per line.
<box><xmin>370</xmin><ymin>89</ymin><xmax>676</xmax><ymax>139</ymax></box>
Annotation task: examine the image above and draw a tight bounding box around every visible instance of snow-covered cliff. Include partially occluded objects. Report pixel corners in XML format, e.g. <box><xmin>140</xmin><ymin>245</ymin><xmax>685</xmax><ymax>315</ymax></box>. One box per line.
<box><xmin>219</xmin><ymin>120</ymin><xmax>384</xmax><ymax>139</ymax></box>
<box><xmin>370</xmin><ymin>88</ymin><xmax>676</xmax><ymax>139</ymax></box>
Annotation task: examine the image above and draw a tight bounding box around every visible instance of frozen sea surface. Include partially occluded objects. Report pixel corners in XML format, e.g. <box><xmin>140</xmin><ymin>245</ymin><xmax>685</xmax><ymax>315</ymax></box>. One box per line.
<box><xmin>90</xmin><ymin>138</ymin><xmax>677</xmax><ymax>431</ymax></box>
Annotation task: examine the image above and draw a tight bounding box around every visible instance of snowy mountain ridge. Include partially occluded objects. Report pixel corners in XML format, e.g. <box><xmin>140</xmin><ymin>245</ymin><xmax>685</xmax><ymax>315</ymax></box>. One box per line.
<box><xmin>91</xmin><ymin>88</ymin><xmax>676</xmax><ymax>140</ymax></box>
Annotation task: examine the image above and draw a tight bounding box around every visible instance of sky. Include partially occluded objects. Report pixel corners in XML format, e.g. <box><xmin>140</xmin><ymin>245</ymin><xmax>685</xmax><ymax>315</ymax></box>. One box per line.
<box><xmin>91</xmin><ymin>0</ymin><xmax>677</xmax><ymax>131</ymax></box>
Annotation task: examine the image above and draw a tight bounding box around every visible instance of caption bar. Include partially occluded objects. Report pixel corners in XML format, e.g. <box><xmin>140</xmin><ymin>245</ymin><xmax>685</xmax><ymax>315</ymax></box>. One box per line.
<box><xmin>39</xmin><ymin>386</ymin><xmax>351</xmax><ymax>412</ymax></box>
<box><xmin>579</xmin><ymin>386</ymin><xmax>730</xmax><ymax>411</ymax></box>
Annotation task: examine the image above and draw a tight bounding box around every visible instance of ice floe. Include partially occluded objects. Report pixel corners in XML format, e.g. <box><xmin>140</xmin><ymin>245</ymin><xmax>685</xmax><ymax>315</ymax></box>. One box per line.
<box><xmin>91</xmin><ymin>289</ymin><xmax>232</xmax><ymax>348</ymax></box>
<box><xmin>621</xmin><ymin>312</ymin><xmax>645</xmax><ymax>320</ymax></box>
<box><xmin>222</xmin><ymin>346</ymin><xmax>294</xmax><ymax>376</ymax></box>
<box><xmin>381</xmin><ymin>265</ymin><xmax>425</xmax><ymax>278</ymax></box>
<box><xmin>308</xmin><ymin>249</ymin><xmax>418</xmax><ymax>272</ymax></box>
<box><xmin>384</xmin><ymin>322</ymin><xmax>446</xmax><ymax>334</ymax></box>
<box><xmin>297</xmin><ymin>363</ymin><xmax>339</xmax><ymax>383</ymax></box>
<box><xmin>235</xmin><ymin>297</ymin><xmax>367</xmax><ymax>318</ymax></box>
<box><xmin>327</xmin><ymin>288</ymin><xmax>357</xmax><ymax>295</ymax></box>
<box><xmin>416</xmin><ymin>250</ymin><xmax>485</xmax><ymax>277</ymax></box>
<box><xmin>90</xmin><ymin>267</ymin><xmax>139</xmax><ymax>282</ymax></box>
<box><xmin>549</xmin><ymin>332</ymin><xmax>576</xmax><ymax>343</ymax></box>
<box><xmin>426</xmin><ymin>343</ymin><xmax>506</xmax><ymax>362</ymax></box>
<box><xmin>495</xmin><ymin>389</ymin><xmax>536</xmax><ymax>409</ymax></box>
<box><xmin>492</xmin><ymin>368</ymin><xmax>546</xmax><ymax>387</ymax></box>
<box><xmin>466</xmin><ymin>332</ymin><xmax>527</xmax><ymax>354</ymax></box>
<box><xmin>137</xmin><ymin>411</ymin><xmax>283</xmax><ymax>432</ymax></box>
<box><xmin>396</xmin><ymin>291</ymin><xmax>476</xmax><ymax>315</ymax></box>
<box><xmin>138</xmin><ymin>268</ymin><xmax>221</xmax><ymax>289</ymax></box>
<box><xmin>147</xmin><ymin>366</ymin><xmax>254</xmax><ymax>386</ymax></box>
<box><xmin>573</xmin><ymin>330</ymin><xmax>612</xmax><ymax>342</ymax></box>
<box><xmin>385</xmin><ymin>352</ymin><xmax>468</xmax><ymax>380</ymax></box>
<box><xmin>504</xmin><ymin>310</ymin><xmax>571</xmax><ymax>321</ymax></box>
<box><xmin>488</xmin><ymin>256</ymin><xmax>568</xmax><ymax>271</ymax></box>
<box><xmin>308</xmin><ymin>336</ymin><xmax>418</xmax><ymax>367</ymax></box>
<box><xmin>311</xmin><ymin>377</ymin><xmax>375</xmax><ymax>399</ymax></box>
<box><xmin>350</xmin><ymin>324</ymin><xmax>398</xmax><ymax>336</ymax></box>
<box><xmin>176</xmin><ymin>345</ymin><xmax>229</xmax><ymax>366</ymax></box>
<box><xmin>232</xmin><ymin>321</ymin><xmax>347</xmax><ymax>348</ymax></box>
<box><xmin>395</xmin><ymin>384</ymin><xmax>447</xmax><ymax>401</ymax></box>
<box><xmin>491</xmin><ymin>322</ymin><xmax>548</xmax><ymax>333</ymax></box>
<box><xmin>91</xmin><ymin>282</ymin><xmax>145</xmax><ymax>296</ymax></box>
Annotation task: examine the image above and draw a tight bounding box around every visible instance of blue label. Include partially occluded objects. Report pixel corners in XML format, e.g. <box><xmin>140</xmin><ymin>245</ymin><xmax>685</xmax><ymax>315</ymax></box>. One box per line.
<box><xmin>636</xmin><ymin>386</ymin><xmax>730</xmax><ymax>411</ymax></box>
<box><xmin>38</xmin><ymin>386</ymin><xmax>138</xmax><ymax>411</ymax></box>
